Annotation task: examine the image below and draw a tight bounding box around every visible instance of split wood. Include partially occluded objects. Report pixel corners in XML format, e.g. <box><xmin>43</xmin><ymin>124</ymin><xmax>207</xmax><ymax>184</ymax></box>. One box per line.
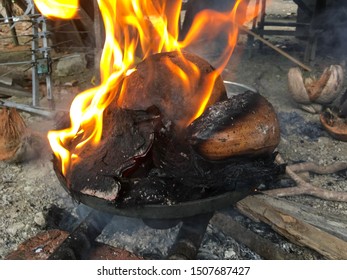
<box><xmin>264</xmin><ymin>153</ymin><xmax>347</xmax><ymax>202</ymax></box>
<box><xmin>236</xmin><ymin>195</ymin><xmax>347</xmax><ymax>260</ymax></box>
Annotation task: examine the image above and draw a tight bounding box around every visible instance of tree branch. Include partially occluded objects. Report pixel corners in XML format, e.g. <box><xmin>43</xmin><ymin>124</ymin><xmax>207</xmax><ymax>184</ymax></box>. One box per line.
<box><xmin>264</xmin><ymin>154</ymin><xmax>347</xmax><ymax>202</ymax></box>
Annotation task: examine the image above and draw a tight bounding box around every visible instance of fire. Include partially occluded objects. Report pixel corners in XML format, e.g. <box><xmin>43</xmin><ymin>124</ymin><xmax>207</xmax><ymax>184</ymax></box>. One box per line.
<box><xmin>35</xmin><ymin>0</ymin><xmax>79</xmax><ymax>19</ymax></box>
<box><xmin>35</xmin><ymin>0</ymin><xmax>259</xmax><ymax>176</ymax></box>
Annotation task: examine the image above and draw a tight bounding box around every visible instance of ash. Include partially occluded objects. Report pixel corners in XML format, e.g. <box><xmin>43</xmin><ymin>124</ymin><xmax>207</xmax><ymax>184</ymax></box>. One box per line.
<box><xmin>95</xmin><ymin>214</ymin><xmax>261</xmax><ymax>260</ymax></box>
<box><xmin>198</xmin><ymin>224</ymin><xmax>261</xmax><ymax>260</ymax></box>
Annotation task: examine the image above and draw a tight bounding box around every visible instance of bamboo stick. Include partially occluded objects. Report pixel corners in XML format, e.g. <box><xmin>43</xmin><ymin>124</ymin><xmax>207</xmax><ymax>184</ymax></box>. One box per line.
<box><xmin>240</xmin><ymin>25</ymin><xmax>313</xmax><ymax>72</ymax></box>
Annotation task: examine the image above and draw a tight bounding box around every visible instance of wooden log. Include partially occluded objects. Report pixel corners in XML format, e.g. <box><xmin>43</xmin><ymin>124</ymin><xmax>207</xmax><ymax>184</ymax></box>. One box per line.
<box><xmin>236</xmin><ymin>194</ymin><xmax>347</xmax><ymax>260</ymax></box>
<box><xmin>210</xmin><ymin>212</ymin><xmax>301</xmax><ymax>260</ymax></box>
<box><xmin>248</xmin><ymin>194</ymin><xmax>347</xmax><ymax>242</ymax></box>
<box><xmin>5</xmin><ymin>230</ymin><xmax>143</xmax><ymax>260</ymax></box>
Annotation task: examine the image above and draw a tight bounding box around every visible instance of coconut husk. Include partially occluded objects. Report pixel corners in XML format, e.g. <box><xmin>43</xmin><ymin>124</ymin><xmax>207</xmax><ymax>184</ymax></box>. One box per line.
<box><xmin>0</xmin><ymin>107</ymin><xmax>44</xmax><ymax>163</ymax></box>
<box><xmin>0</xmin><ymin>107</ymin><xmax>26</xmax><ymax>161</ymax></box>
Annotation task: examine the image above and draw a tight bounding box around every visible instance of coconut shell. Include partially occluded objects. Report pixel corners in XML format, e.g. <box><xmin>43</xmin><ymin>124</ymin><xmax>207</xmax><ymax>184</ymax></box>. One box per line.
<box><xmin>119</xmin><ymin>51</ymin><xmax>227</xmax><ymax>128</ymax></box>
<box><xmin>288</xmin><ymin>65</ymin><xmax>344</xmax><ymax>106</ymax></box>
<box><xmin>317</xmin><ymin>65</ymin><xmax>344</xmax><ymax>104</ymax></box>
<box><xmin>320</xmin><ymin>109</ymin><xmax>347</xmax><ymax>142</ymax></box>
<box><xmin>187</xmin><ymin>91</ymin><xmax>280</xmax><ymax>160</ymax></box>
<box><xmin>288</xmin><ymin>67</ymin><xmax>310</xmax><ymax>104</ymax></box>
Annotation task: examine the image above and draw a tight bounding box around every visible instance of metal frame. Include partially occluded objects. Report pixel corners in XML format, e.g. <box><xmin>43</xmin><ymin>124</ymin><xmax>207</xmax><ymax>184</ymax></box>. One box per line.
<box><xmin>0</xmin><ymin>0</ymin><xmax>53</xmax><ymax>116</ymax></box>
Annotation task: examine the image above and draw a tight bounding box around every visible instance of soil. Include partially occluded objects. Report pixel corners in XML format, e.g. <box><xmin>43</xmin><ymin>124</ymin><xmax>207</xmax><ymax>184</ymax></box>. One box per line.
<box><xmin>0</xmin><ymin>0</ymin><xmax>346</xmax><ymax>260</ymax></box>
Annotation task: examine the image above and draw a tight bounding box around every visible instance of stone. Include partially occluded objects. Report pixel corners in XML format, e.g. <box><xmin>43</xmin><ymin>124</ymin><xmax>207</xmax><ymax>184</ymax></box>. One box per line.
<box><xmin>56</xmin><ymin>53</ymin><xmax>87</xmax><ymax>77</ymax></box>
<box><xmin>6</xmin><ymin>222</ymin><xmax>25</xmax><ymax>236</ymax></box>
<box><xmin>224</xmin><ymin>249</ymin><xmax>237</xmax><ymax>259</ymax></box>
<box><xmin>34</xmin><ymin>212</ymin><xmax>46</xmax><ymax>227</ymax></box>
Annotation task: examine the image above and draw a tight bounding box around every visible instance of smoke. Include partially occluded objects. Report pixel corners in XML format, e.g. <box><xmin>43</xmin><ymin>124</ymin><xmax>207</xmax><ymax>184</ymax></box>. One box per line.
<box><xmin>180</xmin><ymin>0</ymin><xmax>237</xmax><ymax>64</ymax></box>
<box><xmin>314</xmin><ymin>1</ymin><xmax>347</xmax><ymax>58</ymax></box>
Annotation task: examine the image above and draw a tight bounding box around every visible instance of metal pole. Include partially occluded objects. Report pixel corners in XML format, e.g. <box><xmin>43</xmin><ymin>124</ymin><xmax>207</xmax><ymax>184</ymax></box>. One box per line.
<box><xmin>31</xmin><ymin>2</ymin><xmax>40</xmax><ymax>107</ymax></box>
<box><xmin>0</xmin><ymin>100</ymin><xmax>54</xmax><ymax>118</ymax></box>
<box><xmin>40</xmin><ymin>16</ymin><xmax>54</xmax><ymax>109</ymax></box>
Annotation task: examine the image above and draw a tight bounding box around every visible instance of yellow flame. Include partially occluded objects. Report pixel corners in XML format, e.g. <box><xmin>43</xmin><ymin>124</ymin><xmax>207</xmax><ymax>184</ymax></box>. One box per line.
<box><xmin>35</xmin><ymin>0</ymin><xmax>259</xmax><ymax>176</ymax></box>
<box><xmin>35</xmin><ymin>0</ymin><xmax>79</xmax><ymax>19</ymax></box>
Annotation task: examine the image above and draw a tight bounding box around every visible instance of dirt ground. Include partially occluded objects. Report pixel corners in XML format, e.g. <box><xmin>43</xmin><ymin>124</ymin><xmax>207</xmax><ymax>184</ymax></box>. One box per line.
<box><xmin>0</xmin><ymin>0</ymin><xmax>346</xmax><ymax>260</ymax></box>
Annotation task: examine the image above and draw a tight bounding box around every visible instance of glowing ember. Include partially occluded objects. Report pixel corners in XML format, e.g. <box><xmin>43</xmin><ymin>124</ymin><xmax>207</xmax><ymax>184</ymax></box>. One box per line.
<box><xmin>34</xmin><ymin>0</ymin><xmax>259</xmax><ymax>176</ymax></box>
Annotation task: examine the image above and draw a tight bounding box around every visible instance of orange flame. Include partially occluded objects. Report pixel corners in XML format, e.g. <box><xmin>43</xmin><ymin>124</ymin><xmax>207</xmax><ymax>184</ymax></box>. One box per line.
<box><xmin>35</xmin><ymin>0</ymin><xmax>259</xmax><ymax>176</ymax></box>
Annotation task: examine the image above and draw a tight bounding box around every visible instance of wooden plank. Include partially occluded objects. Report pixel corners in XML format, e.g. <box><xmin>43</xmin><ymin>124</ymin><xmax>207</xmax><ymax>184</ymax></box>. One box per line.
<box><xmin>236</xmin><ymin>194</ymin><xmax>347</xmax><ymax>260</ymax></box>
<box><xmin>247</xmin><ymin>194</ymin><xmax>347</xmax><ymax>242</ymax></box>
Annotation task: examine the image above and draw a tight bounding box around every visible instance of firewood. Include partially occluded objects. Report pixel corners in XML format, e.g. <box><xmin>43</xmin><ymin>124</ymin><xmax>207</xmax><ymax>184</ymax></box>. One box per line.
<box><xmin>5</xmin><ymin>229</ymin><xmax>142</xmax><ymax>260</ymax></box>
<box><xmin>5</xmin><ymin>230</ymin><xmax>70</xmax><ymax>260</ymax></box>
<box><xmin>210</xmin><ymin>212</ymin><xmax>302</xmax><ymax>260</ymax></box>
<box><xmin>236</xmin><ymin>194</ymin><xmax>347</xmax><ymax>259</ymax></box>
<box><xmin>246</xmin><ymin>194</ymin><xmax>347</xmax><ymax>242</ymax></box>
